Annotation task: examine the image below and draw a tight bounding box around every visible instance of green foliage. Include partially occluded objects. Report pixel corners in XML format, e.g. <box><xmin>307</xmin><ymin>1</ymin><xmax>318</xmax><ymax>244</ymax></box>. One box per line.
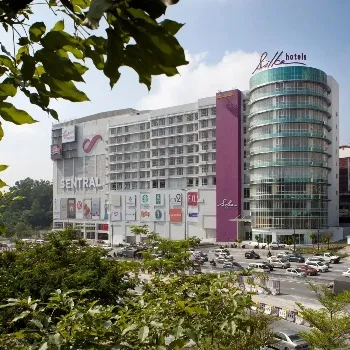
<box><xmin>321</xmin><ymin>232</ymin><xmax>334</xmax><ymax>249</ymax></box>
<box><xmin>0</xmin><ymin>177</ymin><xmax>53</xmax><ymax>236</ymax></box>
<box><xmin>0</xmin><ymin>273</ymin><xmax>275</xmax><ymax>349</ymax></box>
<box><xmin>297</xmin><ymin>284</ymin><xmax>350</xmax><ymax>350</ymax></box>
<box><xmin>310</xmin><ymin>233</ymin><xmax>317</xmax><ymax>248</ymax></box>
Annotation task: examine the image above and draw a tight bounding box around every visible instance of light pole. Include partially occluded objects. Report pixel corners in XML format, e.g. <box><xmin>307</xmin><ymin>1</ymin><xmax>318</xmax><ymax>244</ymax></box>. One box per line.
<box><xmin>317</xmin><ymin>229</ymin><xmax>320</xmax><ymax>251</ymax></box>
<box><xmin>181</xmin><ymin>189</ymin><xmax>188</xmax><ymax>240</ymax></box>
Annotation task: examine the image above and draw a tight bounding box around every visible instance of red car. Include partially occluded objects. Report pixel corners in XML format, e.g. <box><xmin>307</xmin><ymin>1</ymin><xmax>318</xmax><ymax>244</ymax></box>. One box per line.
<box><xmin>296</xmin><ymin>264</ymin><xmax>318</xmax><ymax>276</ymax></box>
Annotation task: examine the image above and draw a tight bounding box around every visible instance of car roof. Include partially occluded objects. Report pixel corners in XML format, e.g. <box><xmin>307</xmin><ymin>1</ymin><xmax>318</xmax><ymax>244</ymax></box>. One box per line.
<box><xmin>277</xmin><ymin>329</ymin><xmax>299</xmax><ymax>336</ymax></box>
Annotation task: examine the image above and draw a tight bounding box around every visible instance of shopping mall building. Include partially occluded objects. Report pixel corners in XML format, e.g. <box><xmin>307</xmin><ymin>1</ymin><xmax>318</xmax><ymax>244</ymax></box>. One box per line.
<box><xmin>52</xmin><ymin>64</ymin><xmax>342</xmax><ymax>244</ymax></box>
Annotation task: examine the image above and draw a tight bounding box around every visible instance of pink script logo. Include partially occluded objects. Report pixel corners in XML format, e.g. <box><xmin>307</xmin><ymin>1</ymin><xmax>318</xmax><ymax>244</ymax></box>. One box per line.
<box><xmin>83</xmin><ymin>135</ymin><xmax>102</xmax><ymax>153</ymax></box>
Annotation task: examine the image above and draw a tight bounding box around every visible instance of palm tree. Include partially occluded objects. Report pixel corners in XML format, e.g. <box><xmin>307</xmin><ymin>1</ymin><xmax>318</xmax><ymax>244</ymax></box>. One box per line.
<box><xmin>310</xmin><ymin>233</ymin><xmax>317</xmax><ymax>248</ymax></box>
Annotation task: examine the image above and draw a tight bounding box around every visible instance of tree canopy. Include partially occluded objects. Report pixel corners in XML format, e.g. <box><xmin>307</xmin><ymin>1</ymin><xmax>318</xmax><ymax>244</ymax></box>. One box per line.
<box><xmin>0</xmin><ymin>177</ymin><xmax>52</xmax><ymax>236</ymax></box>
<box><xmin>0</xmin><ymin>0</ymin><xmax>187</xmax><ymax>189</ymax></box>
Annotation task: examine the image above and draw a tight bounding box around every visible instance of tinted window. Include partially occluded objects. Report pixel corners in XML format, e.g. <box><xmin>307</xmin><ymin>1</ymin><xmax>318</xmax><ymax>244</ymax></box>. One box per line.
<box><xmin>288</xmin><ymin>334</ymin><xmax>301</xmax><ymax>341</ymax></box>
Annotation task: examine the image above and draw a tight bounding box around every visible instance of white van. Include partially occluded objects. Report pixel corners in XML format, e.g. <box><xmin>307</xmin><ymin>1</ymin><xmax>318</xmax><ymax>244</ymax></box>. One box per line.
<box><xmin>248</xmin><ymin>262</ymin><xmax>270</xmax><ymax>273</ymax></box>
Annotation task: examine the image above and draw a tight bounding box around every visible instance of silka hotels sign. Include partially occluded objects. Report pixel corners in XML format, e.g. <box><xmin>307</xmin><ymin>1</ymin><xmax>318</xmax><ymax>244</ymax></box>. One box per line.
<box><xmin>253</xmin><ymin>51</ymin><xmax>307</xmax><ymax>74</ymax></box>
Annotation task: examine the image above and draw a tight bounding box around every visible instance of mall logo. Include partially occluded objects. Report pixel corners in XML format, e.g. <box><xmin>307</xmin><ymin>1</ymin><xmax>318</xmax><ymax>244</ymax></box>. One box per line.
<box><xmin>252</xmin><ymin>51</ymin><xmax>307</xmax><ymax>74</ymax></box>
<box><xmin>83</xmin><ymin>135</ymin><xmax>102</xmax><ymax>153</ymax></box>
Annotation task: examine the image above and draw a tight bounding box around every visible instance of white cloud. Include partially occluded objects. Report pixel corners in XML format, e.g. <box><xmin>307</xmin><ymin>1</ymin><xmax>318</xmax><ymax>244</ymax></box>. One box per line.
<box><xmin>138</xmin><ymin>50</ymin><xmax>260</xmax><ymax>109</ymax></box>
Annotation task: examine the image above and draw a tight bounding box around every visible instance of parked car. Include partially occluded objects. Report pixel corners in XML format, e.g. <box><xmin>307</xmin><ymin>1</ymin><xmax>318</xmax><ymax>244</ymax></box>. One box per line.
<box><xmin>245</xmin><ymin>250</ymin><xmax>260</xmax><ymax>259</ymax></box>
<box><xmin>269</xmin><ymin>242</ymin><xmax>285</xmax><ymax>249</ymax></box>
<box><xmin>285</xmin><ymin>268</ymin><xmax>307</xmax><ymax>277</ymax></box>
<box><xmin>223</xmin><ymin>261</ymin><xmax>244</xmax><ymax>271</ymax></box>
<box><xmin>306</xmin><ymin>261</ymin><xmax>329</xmax><ymax>273</ymax></box>
<box><xmin>342</xmin><ymin>268</ymin><xmax>350</xmax><ymax>278</ymax></box>
<box><xmin>241</xmin><ymin>241</ymin><xmax>259</xmax><ymax>249</ymax></box>
<box><xmin>268</xmin><ymin>258</ymin><xmax>291</xmax><ymax>269</ymax></box>
<box><xmin>216</xmin><ymin>256</ymin><xmax>226</xmax><ymax>264</ymax></box>
<box><xmin>314</xmin><ymin>252</ymin><xmax>341</xmax><ymax>264</ymax></box>
<box><xmin>288</xmin><ymin>254</ymin><xmax>305</xmax><ymax>263</ymax></box>
<box><xmin>248</xmin><ymin>262</ymin><xmax>271</xmax><ymax>273</ymax></box>
<box><xmin>306</xmin><ymin>257</ymin><xmax>330</xmax><ymax>267</ymax></box>
<box><xmin>214</xmin><ymin>249</ymin><xmax>227</xmax><ymax>256</ymax></box>
<box><xmin>273</xmin><ymin>330</ymin><xmax>310</xmax><ymax>349</ymax></box>
<box><xmin>296</xmin><ymin>264</ymin><xmax>318</xmax><ymax>276</ymax></box>
<box><xmin>276</xmin><ymin>251</ymin><xmax>292</xmax><ymax>259</ymax></box>
<box><xmin>224</xmin><ymin>254</ymin><xmax>234</xmax><ymax>261</ymax></box>
<box><xmin>261</xmin><ymin>261</ymin><xmax>274</xmax><ymax>271</ymax></box>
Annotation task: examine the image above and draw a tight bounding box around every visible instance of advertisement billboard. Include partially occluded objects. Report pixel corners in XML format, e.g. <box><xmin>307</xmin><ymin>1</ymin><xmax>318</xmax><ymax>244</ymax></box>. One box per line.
<box><xmin>169</xmin><ymin>208</ymin><xmax>182</xmax><ymax>222</ymax></box>
<box><xmin>62</xmin><ymin>125</ymin><xmax>76</xmax><ymax>143</ymax></box>
<box><xmin>154</xmin><ymin>209</ymin><xmax>165</xmax><ymax>221</ymax></box>
<box><xmin>91</xmin><ymin>198</ymin><xmax>100</xmax><ymax>220</ymax></box>
<box><xmin>110</xmin><ymin>194</ymin><xmax>121</xmax><ymax>207</ymax></box>
<box><xmin>154</xmin><ymin>193</ymin><xmax>165</xmax><ymax>206</ymax></box>
<box><xmin>140</xmin><ymin>193</ymin><xmax>151</xmax><ymax>206</ymax></box>
<box><xmin>76</xmin><ymin>199</ymin><xmax>84</xmax><ymax>219</ymax></box>
<box><xmin>84</xmin><ymin>199</ymin><xmax>92</xmax><ymax>219</ymax></box>
<box><xmin>60</xmin><ymin>198</ymin><xmax>68</xmax><ymax>219</ymax></box>
<box><xmin>125</xmin><ymin>207</ymin><xmax>136</xmax><ymax>221</ymax></box>
<box><xmin>125</xmin><ymin>194</ymin><xmax>136</xmax><ymax>207</ymax></box>
<box><xmin>51</xmin><ymin>144</ymin><xmax>62</xmax><ymax>160</ymax></box>
<box><xmin>110</xmin><ymin>206</ymin><xmax>121</xmax><ymax>221</ymax></box>
<box><xmin>188</xmin><ymin>209</ymin><xmax>199</xmax><ymax>222</ymax></box>
<box><xmin>169</xmin><ymin>193</ymin><xmax>182</xmax><ymax>207</ymax></box>
<box><xmin>67</xmin><ymin>198</ymin><xmax>76</xmax><ymax>219</ymax></box>
<box><xmin>53</xmin><ymin>198</ymin><xmax>61</xmax><ymax>219</ymax></box>
<box><xmin>140</xmin><ymin>210</ymin><xmax>151</xmax><ymax>221</ymax></box>
<box><xmin>102</xmin><ymin>200</ymin><xmax>109</xmax><ymax>220</ymax></box>
<box><xmin>187</xmin><ymin>191</ymin><xmax>198</xmax><ymax>207</ymax></box>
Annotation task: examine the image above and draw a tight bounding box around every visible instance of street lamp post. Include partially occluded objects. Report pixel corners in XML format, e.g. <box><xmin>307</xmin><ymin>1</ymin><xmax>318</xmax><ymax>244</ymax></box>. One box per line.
<box><xmin>317</xmin><ymin>229</ymin><xmax>320</xmax><ymax>251</ymax></box>
<box><xmin>181</xmin><ymin>189</ymin><xmax>188</xmax><ymax>240</ymax></box>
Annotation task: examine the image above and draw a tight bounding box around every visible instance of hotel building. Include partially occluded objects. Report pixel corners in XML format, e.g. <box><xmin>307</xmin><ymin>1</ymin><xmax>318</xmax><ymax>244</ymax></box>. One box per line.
<box><xmin>51</xmin><ymin>65</ymin><xmax>341</xmax><ymax>244</ymax></box>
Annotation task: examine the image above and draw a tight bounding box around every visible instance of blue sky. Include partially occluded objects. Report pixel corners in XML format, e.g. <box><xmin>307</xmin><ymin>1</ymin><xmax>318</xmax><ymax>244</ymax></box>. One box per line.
<box><xmin>1</xmin><ymin>0</ymin><xmax>350</xmax><ymax>184</ymax></box>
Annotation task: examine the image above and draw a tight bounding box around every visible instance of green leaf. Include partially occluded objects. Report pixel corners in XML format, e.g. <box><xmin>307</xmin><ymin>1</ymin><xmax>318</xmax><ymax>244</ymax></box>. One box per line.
<box><xmin>0</xmin><ymin>102</ymin><xmax>37</xmax><ymax>125</ymax></box>
<box><xmin>168</xmin><ymin>339</ymin><xmax>187</xmax><ymax>349</ymax></box>
<box><xmin>48</xmin><ymin>109</ymin><xmax>59</xmax><ymax>120</ymax></box>
<box><xmin>0</xmin><ymin>165</ymin><xmax>8</xmax><ymax>172</ymax></box>
<box><xmin>41</xmin><ymin>74</ymin><xmax>89</xmax><ymax>102</ymax></box>
<box><xmin>74</xmin><ymin>62</ymin><xmax>88</xmax><ymax>75</ymax></box>
<box><xmin>129</xmin><ymin>0</ymin><xmax>167</xmax><ymax>19</ymax></box>
<box><xmin>0</xmin><ymin>55</ymin><xmax>15</xmax><ymax>72</ymax></box>
<box><xmin>160</xmin><ymin>19</ymin><xmax>184</xmax><ymax>35</ymax></box>
<box><xmin>104</xmin><ymin>27</ymin><xmax>123</xmax><ymax>88</ymax></box>
<box><xmin>41</xmin><ymin>31</ymin><xmax>80</xmax><ymax>51</ymax></box>
<box><xmin>0</xmin><ymin>83</ymin><xmax>17</xmax><ymax>98</ymax></box>
<box><xmin>138</xmin><ymin>325</ymin><xmax>149</xmax><ymax>342</ymax></box>
<box><xmin>52</xmin><ymin>20</ymin><xmax>65</xmax><ymax>31</ymax></box>
<box><xmin>21</xmin><ymin>54</ymin><xmax>36</xmax><ymax>81</ymax></box>
<box><xmin>29</xmin><ymin>319</ymin><xmax>43</xmax><ymax>329</ymax></box>
<box><xmin>122</xmin><ymin>323</ymin><xmax>137</xmax><ymax>336</ymax></box>
<box><xmin>63</xmin><ymin>45</ymin><xmax>84</xmax><ymax>59</ymax></box>
<box><xmin>18</xmin><ymin>37</ymin><xmax>30</xmax><ymax>46</ymax></box>
<box><xmin>29</xmin><ymin>22</ymin><xmax>46</xmax><ymax>42</ymax></box>
<box><xmin>35</xmin><ymin>49</ymin><xmax>84</xmax><ymax>82</ymax></box>
<box><xmin>0</xmin><ymin>122</ymin><xmax>3</xmax><ymax>141</ymax></box>
<box><xmin>0</xmin><ymin>179</ymin><xmax>7</xmax><ymax>189</ymax></box>
<box><xmin>39</xmin><ymin>343</ymin><xmax>48</xmax><ymax>350</ymax></box>
<box><xmin>12</xmin><ymin>311</ymin><xmax>30</xmax><ymax>323</ymax></box>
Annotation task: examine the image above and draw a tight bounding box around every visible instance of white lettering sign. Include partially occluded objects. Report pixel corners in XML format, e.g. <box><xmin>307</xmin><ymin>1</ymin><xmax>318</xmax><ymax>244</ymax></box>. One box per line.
<box><xmin>60</xmin><ymin>177</ymin><xmax>102</xmax><ymax>190</ymax></box>
<box><xmin>217</xmin><ymin>199</ymin><xmax>237</xmax><ymax>208</ymax></box>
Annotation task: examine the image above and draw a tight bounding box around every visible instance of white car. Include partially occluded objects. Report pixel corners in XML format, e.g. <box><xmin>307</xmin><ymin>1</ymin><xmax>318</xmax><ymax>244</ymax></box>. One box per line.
<box><xmin>285</xmin><ymin>268</ymin><xmax>306</xmax><ymax>277</ymax></box>
<box><xmin>276</xmin><ymin>251</ymin><xmax>292</xmax><ymax>259</ymax></box>
<box><xmin>268</xmin><ymin>258</ymin><xmax>290</xmax><ymax>269</ymax></box>
<box><xmin>270</xmin><ymin>241</ymin><xmax>285</xmax><ymax>249</ymax></box>
<box><xmin>342</xmin><ymin>269</ymin><xmax>350</xmax><ymax>278</ymax></box>
<box><xmin>306</xmin><ymin>257</ymin><xmax>330</xmax><ymax>267</ymax></box>
<box><xmin>248</xmin><ymin>262</ymin><xmax>271</xmax><ymax>273</ymax></box>
<box><xmin>306</xmin><ymin>261</ymin><xmax>329</xmax><ymax>272</ymax></box>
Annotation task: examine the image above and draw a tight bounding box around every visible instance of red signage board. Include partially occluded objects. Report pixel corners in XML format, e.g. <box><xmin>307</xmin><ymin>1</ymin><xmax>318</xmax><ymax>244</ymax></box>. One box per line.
<box><xmin>187</xmin><ymin>192</ymin><xmax>198</xmax><ymax>206</ymax></box>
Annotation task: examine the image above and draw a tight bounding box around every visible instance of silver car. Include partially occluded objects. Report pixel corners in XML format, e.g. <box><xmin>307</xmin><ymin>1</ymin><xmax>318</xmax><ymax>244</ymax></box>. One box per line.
<box><xmin>273</xmin><ymin>330</ymin><xmax>309</xmax><ymax>349</ymax></box>
<box><xmin>269</xmin><ymin>258</ymin><xmax>291</xmax><ymax>269</ymax></box>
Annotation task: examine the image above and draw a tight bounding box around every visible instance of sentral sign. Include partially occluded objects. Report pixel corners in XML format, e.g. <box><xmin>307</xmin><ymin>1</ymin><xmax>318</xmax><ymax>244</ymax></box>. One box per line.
<box><xmin>60</xmin><ymin>177</ymin><xmax>103</xmax><ymax>189</ymax></box>
<box><xmin>252</xmin><ymin>51</ymin><xmax>307</xmax><ymax>74</ymax></box>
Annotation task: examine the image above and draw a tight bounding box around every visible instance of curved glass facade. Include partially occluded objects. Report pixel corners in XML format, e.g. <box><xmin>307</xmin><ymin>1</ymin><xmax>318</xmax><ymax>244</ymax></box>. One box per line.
<box><xmin>249</xmin><ymin>66</ymin><xmax>331</xmax><ymax>232</ymax></box>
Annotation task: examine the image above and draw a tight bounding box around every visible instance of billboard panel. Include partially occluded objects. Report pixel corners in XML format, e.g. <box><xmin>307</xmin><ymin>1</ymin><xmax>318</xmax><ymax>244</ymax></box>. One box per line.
<box><xmin>140</xmin><ymin>193</ymin><xmax>151</xmax><ymax>206</ymax></box>
<box><xmin>53</xmin><ymin>198</ymin><xmax>61</xmax><ymax>219</ymax></box>
<box><xmin>125</xmin><ymin>207</ymin><xmax>136</xmax><ymax>221</ymax></box>
<box><xmin>51</xmin><ymin>144</ymin><xmax>62</xmax><ymax>160</ymax></box>
<box><xmin>84</xmin><ymin>199</ymin><xmax>92</xmax><ymax>219</ymax></box>
<box><xmin>76</xmin><ymin>199</ymin><xmax>84</xmax><ymax>219</ymax></box>
<box><xmin>110</xmin><ymin>194</ymin><xmax>121</xmax><ymax>207</ymax></box>
<box><xmin>153</xmin><ymin>209</ymin><xmax>165</xmax><ymax>221</ymax></box>
<box><xmin>67</xmin><ymin>198</ymin><xmax>76</xmax><ymax>219</ymax></box>
<box><xmin>140</xmin><ymin>209</ymin><xmax>151</xmax><ymax>221</ymax></box>
<box><xmin>169</xmin><ymin>193</ymin><xmax>182</xmax><ymax>207</ymax></box>
<box><xmin>102</xmin><ymin>200</ymin><xmax>109</xmax><ymax>220</ymax></box>
<box><xmin>62</xmin><ymin>125</ymin><xmax>76</xmax><ymax>143</ymax></box>
<box><xmin>110</xmin><ymin>207</ymin><xmax>121</xmax><ymax>221</ymax></box>
<box><xmin>154</xmin><ymin>193</ymin><xmax>165</xmax><ymax>206</ymax></box>
<box><xmin>125</xmin><ymin>194</ymin><xmax>136</xmax><ymax>206</ymax></box>
<box><xmin>170</xmin><ymin>208</ymin><xmax>182</xmax><ymax>222</ymax></box>
<box><xmin>60</xmin><ymin>198</ymin><xmax>68</xmax><ymax>219</ymax></box>
<box><xmin>187</xmin><ymin>191</ymin><xmax>198</xmax><ymax>207</ymax></box>
<box><xmin>91</xmin><ymin>198</ymin><xmax>100</xmax><ymax>220</ymax></box>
